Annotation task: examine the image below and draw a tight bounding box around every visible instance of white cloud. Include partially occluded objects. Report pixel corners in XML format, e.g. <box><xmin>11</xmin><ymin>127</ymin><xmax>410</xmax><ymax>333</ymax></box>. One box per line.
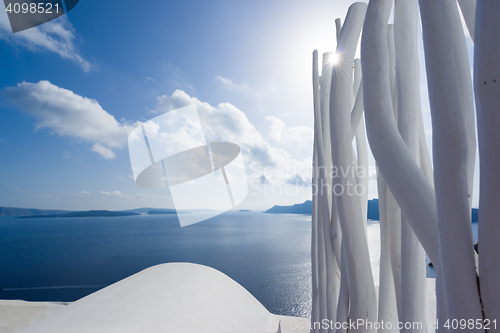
<box><xmin>98</xmin><ymin>191</ymin><xmax>170</xmax><ymax>201</ymax></box>
<box><xmin>91</xmin><ymin>143</ymin><xmax>116</xmax><ymax>160</ymax></box>
<box><xmin>150</xmin><ymin>90</ymin><xmax>313</xmax><ymax>194</ymax></box>
<box><xmin>0</xmin><ymin>12</ymin><xmax>94</xmax><ymax>72</ymax></box>
<box><xmin>216</xmin><ymin>76</ymin><xmax>276</xmax><ymax>96</ymax></box>
<box><xmin>80</xmin><ymin>191</ymin><xmax>90</xmax><ymax>195</ymax></box>
<box><xmin>2</xmin><ymin>80</ymin><xmax>140</xmax><ymax>159</ymax></box>
<box><xmin>100</xmin><ymin>191</ymin><xmax>132</xmax><ymax>199</ymax></box>
<box><xmin>152</xmin><ymin>89</ymin><xmax>278</xmax><ymax>167</ymax></box>
<box><xmin>265</xmin><ymin>115</ymin><xmax>313</xmax><ymax>147</ymax></box>
<box><xmin>153</xmin><ymin>89</ymin><xmax>193</xmax><ymax>114</ymax></box>
<box><xmin>216</xmin><ymin>76</ymin><xmax>250</xmax><ymax>91</ymax></box>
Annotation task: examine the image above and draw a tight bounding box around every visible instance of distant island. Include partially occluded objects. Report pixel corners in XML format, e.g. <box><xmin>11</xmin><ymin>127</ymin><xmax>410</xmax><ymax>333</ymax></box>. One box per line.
<box><xmin>264</xmin><ymin>201</ymin><xmax>312</xmax><ymax>215</ymax></box>
<box><xmin>264</xmin><ymin>199</ymin><xmax>479</xmax><ymax>222</ymax></box>
<box><xmin>16</xmin><ymin>210</ymin><xmax>140</xmax><ymax>218</ymax></box>
<box><xmin>147</xmin><ymin>209</ymin><xmax>189</xmax><ymax>215</ymax></box>
<box><xmin>1</xmin><ymin>206</ymin><xmax>188</xmax><ymax>217</ymax></box>
<box><xmin>0</xmin><ymin>207</ymin><xmax>70</xmax><ymax>217</ymax></box>
<box><xmin>3</xmin><ymin>203</ymin><xmax>479</xmax><ymax>222</ymax></box>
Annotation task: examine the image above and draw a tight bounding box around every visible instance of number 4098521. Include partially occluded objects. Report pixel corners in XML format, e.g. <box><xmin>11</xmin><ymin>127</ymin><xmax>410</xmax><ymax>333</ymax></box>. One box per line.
<box><xmin>444</xmin><ymin>319</ymin><xmax>497</xmax><ymax>330</ymax></box>
<box><xmin>5</xmin><ymin>2</ymin><xmax>59</xmax><ymax>14</ymax></box>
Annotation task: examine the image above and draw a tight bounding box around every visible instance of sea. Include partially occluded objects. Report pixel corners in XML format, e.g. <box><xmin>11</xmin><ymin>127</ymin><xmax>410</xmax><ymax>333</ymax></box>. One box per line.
<box><xmin>0</xmin><ymin>211</ymin><xmax>480</xmax><ymax>319</ymax></box>
<box><xmin>0</xmin><ymin>212</ymin><xmax>312</xmax><ymax>318</ymax></box>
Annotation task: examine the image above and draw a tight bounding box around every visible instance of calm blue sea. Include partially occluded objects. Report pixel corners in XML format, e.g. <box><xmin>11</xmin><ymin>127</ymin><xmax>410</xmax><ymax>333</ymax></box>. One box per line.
<box><xmin>0</xmin><ymin>212</ymin><xmax>312</xmax><ymax>318</ymax></box>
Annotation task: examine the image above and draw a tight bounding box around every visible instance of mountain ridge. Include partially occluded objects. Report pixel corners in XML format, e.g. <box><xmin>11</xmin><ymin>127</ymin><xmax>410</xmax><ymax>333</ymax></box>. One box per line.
<box><xmin>263</xmin><ymin>199</ymin><xmax>479</xmax><ymax>222</ymax></box>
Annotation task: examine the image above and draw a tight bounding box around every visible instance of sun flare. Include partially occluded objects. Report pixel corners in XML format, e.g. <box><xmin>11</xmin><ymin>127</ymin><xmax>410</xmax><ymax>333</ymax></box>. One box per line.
<box><xmin>329</xmin><ymin>52</ymin><xmax>339</xmax><ymax>64</ymax></box>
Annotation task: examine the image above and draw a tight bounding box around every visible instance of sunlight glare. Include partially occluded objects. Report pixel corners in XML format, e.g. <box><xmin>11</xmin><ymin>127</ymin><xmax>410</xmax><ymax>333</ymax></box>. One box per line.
<box><xmin>330</xmin><ymin>52</ymin><xmax>339</xmax><ymax>65</ymax></box>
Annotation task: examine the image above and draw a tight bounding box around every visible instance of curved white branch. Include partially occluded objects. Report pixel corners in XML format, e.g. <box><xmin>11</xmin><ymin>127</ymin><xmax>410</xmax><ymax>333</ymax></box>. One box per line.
<box><xmin>312</xmin><ymin>52</ymin><xmax>328</xmax><ymax>333</ymax></box>
<box><xmin>350</xmin><ymin>81</ymin><xmax>364</xmax><ymax>139</ymax></box>
<box><xmin>329</xmin><ymin>3</ymin><xmax>377</xmax><ymax>329</ymax></box>
<box><xmin>419</xmin><ymin>0</ymin><xmax>483</xmax><ymax>325</ymax></box>
<box><xmin>353</xmin><ymin>59</ymin><xmax>368</xmax><ymax>234</ymax></box>
<box><xmin>361</xmin><ymin>0</ymin><xmax>439</xmax><ymax>265</ymax></box>
<box><xmin>336</xmin><ymin>18</ymin><xmax>342</xmax><ymax>44</ymax></box>
<box><xmin>377</xmin><ymin>173</ymin><xmax>400</xmax><ymax>331</ymax></box>
<box><xmin>394</xmin><ymin>0</ymin><xmax>428</xmax><ymax>328</ymax></box>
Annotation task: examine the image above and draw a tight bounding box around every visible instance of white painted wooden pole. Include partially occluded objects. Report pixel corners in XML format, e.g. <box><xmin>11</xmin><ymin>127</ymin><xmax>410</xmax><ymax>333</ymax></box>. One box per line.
<box><xmin>435</xmin><ymin>263</ymin><xmax>450</xmax><ymax>333</ymax></box>
<box><xmin>336</xmin><ymin>243</ymin><xmax>349</xmax><ymax>333</ymax></box>
<box><xmin>361</xmin><ymin>0</ymin><xmax>439</xmax><ymax>266</ymax></box>
<box><xmin>419</xmin><ymin>125</ymin><xmax>433</xmax><ymax>186</ymax></box>
<box><xmin>313</xmin><ymin>51</ymin><xmax>327</xmax><ymax>333</ymax></box>
<box><xmin>335</xmin><ymin>18</ymin><xmax>342</xmax><ymax>45</ymax></box>
<box><xmin>312</xmin><ymin>148</ymin><xmax>320</xmax><ymax>333</ymax></box>
<box><xmin>330</xmin><ymin>21</ymin><xmax>344</xmax><ymax>272</ymax></box>
<box><xmin>394</xmin><ymin>0</ymin><xmax>428</xmax><ymax>330</ymax></box>
<box><xmin>377</xmin><ymin>172</ymin><xmax>399</xmax><ymax>332</ymax></box>
<box><xmin>321</xmin><ymin>192</ymin><xmax>338</xmax><ymax>332</ymax></box>
<box><xmin>353</xmin><ymin>59</ymin><xmax>369</xmax><ymax>235</ymax></box>
<box><xmin>419</xmin><ymin>0</ymin><xmax>484</xmax><ymax>328</ymax></box>
<box><xmin>315</xmin><ymin>49</ymin><xmax>342</xmax><ymax>332</ymax></box>
<box><xmin>386</xmin><ymin>188</ymin><xmax>402</xmax><ymax>322</ymax></box>
<box><xmin>475</xmin><ymin>0</ymin><xmax>500</xmax><ymax>327</ymax></box>
<box><xmin>417</xmin><ymin>126</ymin><xmax>439</xmax><ymax>325</ymax></box>
<box><xmin>387</xmin><ymin>25</ymin><xmax>397</xmax><ymax>121</ymax></box>
<box><xmin>321</xmin><ymin>53</ymin><xmax>334</xmax><ymax>218</ymax></box>
<box><xmin>385</xmin><ymin>24</ymin><xmax>404</xmax><ymax>323</ymax></box>
<box><xmin>321</xmin><ymin>53</ymin><xmax>341</xmax><ymax>332</ymax></box>
<box><xmin>329</xmin><ymin>3</ymin><xmax>377</xmax><ymax>329</ymax></box>
<box><xmin>330</xmin><ymin>2</ymin><xmax>378</xmax><ymax>330</ymax></box>
<box><xmin>350</xmin><ymin>80</ymin><xmax>364</xmax><ymax>139</ymax></box>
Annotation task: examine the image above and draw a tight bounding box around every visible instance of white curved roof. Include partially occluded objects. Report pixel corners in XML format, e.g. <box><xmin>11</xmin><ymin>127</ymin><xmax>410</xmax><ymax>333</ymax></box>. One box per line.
<box><xmin>18</xmin><ymin>263</ymin><xmax>281</xmax><ymax>333</ymax></box>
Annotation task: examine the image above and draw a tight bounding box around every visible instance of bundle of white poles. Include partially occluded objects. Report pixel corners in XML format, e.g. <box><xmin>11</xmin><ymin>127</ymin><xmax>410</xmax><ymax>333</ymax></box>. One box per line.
<box><xmin>311</xmin><ymin>0</ymin><xmax>500</xmax><ymax>332</ymax></box>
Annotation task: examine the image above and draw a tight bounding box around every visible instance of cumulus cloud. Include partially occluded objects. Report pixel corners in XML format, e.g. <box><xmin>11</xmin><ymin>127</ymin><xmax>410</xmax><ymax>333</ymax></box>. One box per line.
<box><xmin>152</xmin><ymin>89</ymin><xmax>278</xmax><ymax>167</ymax></box>
<box><xmin>216</xmin><ymin>76</ymin><xmax>276</xmax><ymax>96</ymax></box>
<box><xmin>266</xmin><ymin>115</ymin><xmax>313</xmax><ymax>147</ymax></box>
<box><xmin>286</xmin><ymin>174</ymin><xmax>311</xmax><ymax>187</ymax></box>
<box><xmin>152</xmin><ymin>89</ymin><xmax>192</xmax><ymax>114</ymax></box>
<box><xmin>91</xmin><ymin>143</ymin><xmax>116</xmax><ymax>160</ymax></box>
<box><xmin>150</xmin><ymin>89</ymin><xmax>313</xmax><ymax>190</ymax></box>
<box><xmin>0</xmin><ymin>12</ymin><xmax>94</xmax><ymax>72</ymax></box>
<box><xmin>2</xmin><ymin>80</ymin><xmax>139</xmax><ymax>159</ymax></box>
<box><xmin>216</xmin><ymin>76</ymin><xmax>250</xmax><ymax>91</ymax></box>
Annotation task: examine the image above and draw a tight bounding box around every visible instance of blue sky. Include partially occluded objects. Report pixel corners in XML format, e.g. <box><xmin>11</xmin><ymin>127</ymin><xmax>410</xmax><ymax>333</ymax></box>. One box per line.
<box><xmin>0</xmin><ymin>0</ymin><xmax>479</xmax><ymax>211</ymax></box>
